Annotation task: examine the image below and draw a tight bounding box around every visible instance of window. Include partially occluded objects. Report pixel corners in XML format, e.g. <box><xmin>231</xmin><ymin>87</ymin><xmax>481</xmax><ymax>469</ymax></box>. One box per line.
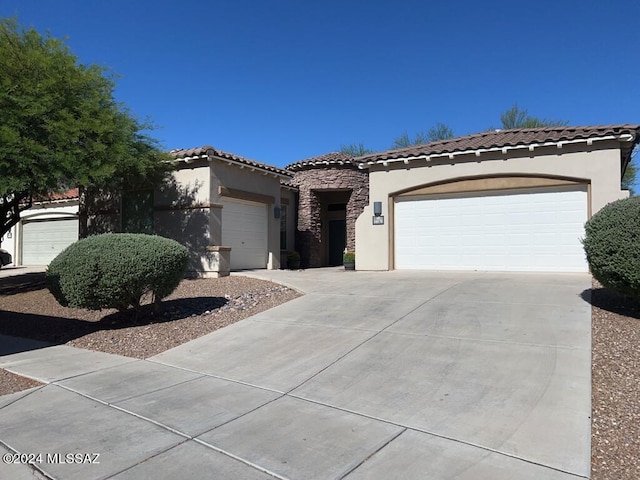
<box><xmin>280</xmin><ymin>205</ymin><xmax>287</xmax><ymax>250</ymax></box>
<box><xmin>122</xmin><ymin>189</ymin><xmax>154</xmax><ymax>234</ymax></box>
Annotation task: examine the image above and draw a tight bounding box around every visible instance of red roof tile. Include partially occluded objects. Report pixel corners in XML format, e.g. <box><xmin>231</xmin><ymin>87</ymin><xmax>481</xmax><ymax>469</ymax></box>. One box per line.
<box><xmin>170</xmin><ymin>145</ymin><xmax>291</xmax><ymax>177</ymax></box>
<box><xmin>285</xmin><ymin>152</ymin><xmax>358</xmax><ymax>171</ymax></box>
<box><xmin>356</xmin><ymin>125</ymin><xmax>640</xmax><ymax>165</ymax></box>
<box><xmin>35</xmin><ymin>188</ymin><xmax>79</xmax><ymax>202</ymax></box>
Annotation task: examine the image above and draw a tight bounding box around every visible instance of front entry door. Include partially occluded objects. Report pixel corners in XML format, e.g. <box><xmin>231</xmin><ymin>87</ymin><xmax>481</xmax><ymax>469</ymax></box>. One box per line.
<box><xmin>328</xmin><ymin>219</ymin><xmax>346</xmax><ymax>266</ymax></box>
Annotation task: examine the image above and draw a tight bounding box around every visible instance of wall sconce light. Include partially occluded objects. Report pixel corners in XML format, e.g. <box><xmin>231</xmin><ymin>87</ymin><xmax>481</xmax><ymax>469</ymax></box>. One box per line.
<box><xmin>373</xmin><ymin>201</ymin><xmax>382</xmax><ymax>216</ymax></box>
<box><xmin>274</xmin><ymin>206</ymin><xmax>281</xmax><ymax>219</ymax></box>
<box><xmin>6</xmin><ymin>230</ymin><xmax>12</xmax><ymax>239</ymax></box>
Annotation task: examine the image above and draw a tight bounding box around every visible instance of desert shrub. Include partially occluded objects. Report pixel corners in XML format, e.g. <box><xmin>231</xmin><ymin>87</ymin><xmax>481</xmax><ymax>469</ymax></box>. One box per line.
<box><xmin>583</xmin><ymin>196</ymin><xmax>640</xmax><ymax>298</ymax></box>
<box><xmin>46</xmin><ymin>233</ymin><xmax>189</xmax><ymax>311</ymax></box>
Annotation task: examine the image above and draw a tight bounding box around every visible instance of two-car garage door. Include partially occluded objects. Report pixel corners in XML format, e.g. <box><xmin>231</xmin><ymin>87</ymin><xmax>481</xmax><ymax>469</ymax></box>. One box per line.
<box><xmin>394</xmin><ymin>187</ymin><xmax>588</xmax><ymax>272</ymax></box>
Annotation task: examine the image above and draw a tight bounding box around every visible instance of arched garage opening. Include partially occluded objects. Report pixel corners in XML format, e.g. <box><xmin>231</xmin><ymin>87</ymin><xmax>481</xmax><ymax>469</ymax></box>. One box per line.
<box><xmin>21</xmin><ymin>213</ymin><xmax>79</xmax><ymax>266</ymax></box>
<box><xmin>391</xmin><ymin>175</ymin><xmax>590</xmax><ymax>272</ymax></box>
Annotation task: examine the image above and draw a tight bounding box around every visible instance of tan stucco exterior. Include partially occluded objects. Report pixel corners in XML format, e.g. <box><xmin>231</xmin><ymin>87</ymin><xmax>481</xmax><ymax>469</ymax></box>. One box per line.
<box><xmin>153</xmin><ymin>157</ymin><xmax>289</xmax><ymax>277</ymax></box>
<box><xmin>355</xmin><ymin>141</ymin><xmax>630</xmax><ymax>271</ymax></box>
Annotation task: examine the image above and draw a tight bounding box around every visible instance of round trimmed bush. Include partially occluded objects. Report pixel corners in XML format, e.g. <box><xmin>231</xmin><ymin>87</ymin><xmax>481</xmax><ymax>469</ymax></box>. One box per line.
<box><xmin>46</xmin><ymin>233</ymin><xmax>189</xmax><ymax>311</ymax></box>
<box><xmin>583</xmin><ymin>196</ymin><xmax>640</xmax><ymax>298</ymax></box>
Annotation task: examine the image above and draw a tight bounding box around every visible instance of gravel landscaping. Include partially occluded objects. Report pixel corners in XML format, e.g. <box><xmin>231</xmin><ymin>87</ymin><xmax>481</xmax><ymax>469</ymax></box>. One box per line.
<box><xmin>0</xmin><ymin>272</ymin><xmax>301</xmax><ymax>392</ymax></box>
<box><xmin>590</xmin><ymin>281</ymin><xmax>640</xmax><ymax>480</ymax></box>
<box><xmin>0</xmin><ymin>272</ymin><xmax>638</xmax><ymax>479</ymax></box>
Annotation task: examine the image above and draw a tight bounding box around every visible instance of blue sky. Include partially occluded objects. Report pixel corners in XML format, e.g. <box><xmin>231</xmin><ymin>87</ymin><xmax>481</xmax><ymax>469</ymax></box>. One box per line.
<box><xmin>3</xmin><ymin>0</ymin><xmax>640</xmax><ymax>181</ymax></box>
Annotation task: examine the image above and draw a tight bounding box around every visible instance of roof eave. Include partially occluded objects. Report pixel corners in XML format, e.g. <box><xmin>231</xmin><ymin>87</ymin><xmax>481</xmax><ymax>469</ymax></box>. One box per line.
<box><xmin>358</xmin><ymin>134</ymin><xmax>636</xmax><ymax>169</ymax></box>
<box><xmin>170</xmin><ymin>148</ymin><xmax>292</xmax><ymax>179</ymax></box>
<box><xmin>212</xmin><ymin>155</ymin><xmax>292</xmax><ymax>179</ymax></box>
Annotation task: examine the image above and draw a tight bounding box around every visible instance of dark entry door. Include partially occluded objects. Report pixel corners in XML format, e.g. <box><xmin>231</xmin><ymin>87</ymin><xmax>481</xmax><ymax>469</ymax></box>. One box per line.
<box><xmin>328</xmin><ymin>219</ymin><xmax>346</xmax><ymax>266</ymax></box>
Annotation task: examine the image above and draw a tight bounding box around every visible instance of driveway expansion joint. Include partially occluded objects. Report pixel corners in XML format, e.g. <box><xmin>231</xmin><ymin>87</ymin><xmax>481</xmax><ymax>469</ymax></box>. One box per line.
<box><xmin>285</xmin><ymin>392</ymin><xmax>587</xmax><ymax>479</ymax></box>
<box><xmin>191</xmin><ymin>437</ymin><xmax>291</xmax><ymax>480</ymax></box>
<box><xmin>47</xmin><ymin>383</ymin><xmax>290</xmax><ymax>479</ymax></box>
<box><xmin>283</xmin><ymin>282</ymin><xmax>461</xmax><ymax>395</ymax></box>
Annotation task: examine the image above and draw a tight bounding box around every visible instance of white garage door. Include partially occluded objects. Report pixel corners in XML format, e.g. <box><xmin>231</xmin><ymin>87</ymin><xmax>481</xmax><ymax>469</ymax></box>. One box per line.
<box><xmin>22</xmin><ymin>218</ymin><xmax>79</xmax><ymax>266</ymax></box>
<box><xmin>221</xmin><ymin>198</ymin><xmax>268</xmax><ymax>270</ymax></box>
<box><xmin>394</xmin><ymin>187</ymin><xmax>588</xmax><ymax>272</ymax></box>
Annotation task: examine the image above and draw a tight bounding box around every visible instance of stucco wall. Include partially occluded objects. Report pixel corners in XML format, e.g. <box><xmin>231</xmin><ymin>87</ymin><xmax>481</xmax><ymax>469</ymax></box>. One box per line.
<box><xmin>289</xmin><ymin>166</ymin><xmax>369</xmax><ymax>267</ymax></box>
<box><xmin>356</xmin><ymin>142</ymin><xmax>628</xmax><ymax>271</ymax></box>
<box><xmin>152</xmin><ymin>163</ymin><xmax>215</xmax><ymax>274</ymax></box>
<box><xmin>157</xmin><ymin>163</ymin><xmax>211</xmax><ymax>207</ymax></box>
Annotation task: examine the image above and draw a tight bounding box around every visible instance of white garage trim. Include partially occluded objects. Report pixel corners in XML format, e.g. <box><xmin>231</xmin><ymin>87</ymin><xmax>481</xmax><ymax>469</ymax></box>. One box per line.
<box><xmin>22</xmin><ymin>217</ymin><xmax>79</xmax><ymax>266</ymax></box>
<box><xmin>221</xmin><ymin>198</ymin><xmax>268</xmax><ymax>270</ymax></box>
<box><xmin>394</xmin><ymin>186</ymin><xmax>588</xmax><ymax>272</ymax></box>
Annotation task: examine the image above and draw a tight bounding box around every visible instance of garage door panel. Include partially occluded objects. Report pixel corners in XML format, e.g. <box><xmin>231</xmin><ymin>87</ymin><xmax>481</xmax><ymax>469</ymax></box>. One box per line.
<box><xmin>395</xmin><ymin>188</ymin><xmax>588</xmax><ymax>272</ymax></box>
<box><xmin>221</xmin><ymin>199</ymin><xmax>268</xmax><ymax>270</ymax></box>
<box><xmin>22</xmin><ymin>218</ymin><xmax>78</xmax><ymax>266</ymax></box>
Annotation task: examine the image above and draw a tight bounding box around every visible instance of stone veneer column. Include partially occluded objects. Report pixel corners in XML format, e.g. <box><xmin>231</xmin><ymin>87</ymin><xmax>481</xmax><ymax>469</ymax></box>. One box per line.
<box><xmin>295</xmin><ymin>187</ymin><xmax>322</xmax><ymax>268</ymax></box>
<box><xmin>290</xmin><ymin>166</ymin><xmax>369</xmax><ymax>267</ymax></box>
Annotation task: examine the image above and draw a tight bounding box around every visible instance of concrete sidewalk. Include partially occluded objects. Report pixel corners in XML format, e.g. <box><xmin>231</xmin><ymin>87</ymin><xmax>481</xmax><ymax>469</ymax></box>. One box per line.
<box><xmin>0</xmin><ymin>269</ymin><xmax>592</xmax><ymax>479</ymax></box>
<box><xmin>0</xmin><ymin>266</ymin><xmax>46</xmax><ymax>279</ymax></box>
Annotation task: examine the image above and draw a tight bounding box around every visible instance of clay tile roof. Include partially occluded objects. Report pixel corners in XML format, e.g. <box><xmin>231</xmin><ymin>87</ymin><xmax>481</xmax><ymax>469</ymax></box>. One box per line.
<box><xmin>285</xmin><ymin>152</ymin><xmax>359</xmax><ymax>171</ymax></box>
<box><xmin>170</xmin><ymin>145</ymin><xmax>291</xmax><ymax>177</ymax></box>
<box><xmin>356</xmin><ymin>125</ymin><xmax>640</xmax><ymax>166</ymax></box>
<box><xmin>35</xmin><ymin>188</ymin><xmax>79</xmax><ymax>203</ymax></box>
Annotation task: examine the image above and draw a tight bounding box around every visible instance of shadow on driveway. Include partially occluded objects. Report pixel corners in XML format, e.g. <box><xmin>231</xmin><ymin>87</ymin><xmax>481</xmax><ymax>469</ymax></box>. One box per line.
<box><xmin>0</xmin><ymin>272</ymin><xmax>47</xmax><ymax>296</ymax></box>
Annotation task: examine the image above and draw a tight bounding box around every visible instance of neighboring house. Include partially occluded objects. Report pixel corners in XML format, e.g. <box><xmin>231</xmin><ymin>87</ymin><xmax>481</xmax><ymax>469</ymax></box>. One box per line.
<box><xmin>354</xmin><ymin>125</ymin><xmax>639</xmax><ymax>272</ymax></box>
<box><xmin>1</xmin><ymin>189</ymin><xmax>79</xmax><ymax>267</ymax></box>
<box><xmin>11</xmin><ymin>124</ymin><xmax>637</xmax><ymax>275</ymax></box>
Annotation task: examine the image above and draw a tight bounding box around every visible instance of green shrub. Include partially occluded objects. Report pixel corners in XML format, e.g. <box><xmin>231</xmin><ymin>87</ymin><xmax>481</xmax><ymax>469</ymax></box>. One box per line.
<box><xmin>46</xmin><ymin>233</ymin><xmax>189</xmax><ymax>311</ymax></box>
<box><xmin>583</xmin><ymin>196</ymin><xmax>640</xmax><ymax>298</ymax></box>
<box><xmin>343</xmin><ymin>252</ymin><xmax>355</xmax><ymax>263</ymax></box>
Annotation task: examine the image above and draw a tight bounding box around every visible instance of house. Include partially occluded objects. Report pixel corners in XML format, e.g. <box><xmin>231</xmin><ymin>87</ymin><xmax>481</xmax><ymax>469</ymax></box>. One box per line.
<box><xmin>1</xmin><ymin>189</ymin><xmax>79</xmax><ymax>267</ymax></box>
<box><xmin>9</xmin><ymin>124</ymin><xmax>639</xmax><ymax>275</ymax></box>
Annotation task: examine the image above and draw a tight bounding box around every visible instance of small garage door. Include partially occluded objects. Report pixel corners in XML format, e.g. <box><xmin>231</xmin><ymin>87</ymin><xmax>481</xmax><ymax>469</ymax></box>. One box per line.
<box><xmin>221</xmin><ymin>198</ymin><xmax>268</xmax><ymax>270</ymax></box>
<box><xmin>394</xmin><ymin>187</ymin><xmax>588</xmax><ymax>272</ymax></box>
<box><xmin>22</xmin><ymin>218</ymin><xmax>79</xmax><ymax>266</ymax></box>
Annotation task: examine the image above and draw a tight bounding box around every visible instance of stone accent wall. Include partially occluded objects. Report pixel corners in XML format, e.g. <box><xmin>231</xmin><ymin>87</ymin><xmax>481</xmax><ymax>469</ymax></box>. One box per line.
<box><xmin>289</xmin><ymin>166</ymin><xmax>369</xmax><ymax>268</ymax></box>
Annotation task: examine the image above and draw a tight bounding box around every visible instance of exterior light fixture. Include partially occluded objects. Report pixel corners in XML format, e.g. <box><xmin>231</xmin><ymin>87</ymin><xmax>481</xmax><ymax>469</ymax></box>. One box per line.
<box><xmin>372</xmin><ymin>201</ymin><xmax>384</xmax><ymax>225</ymax></box>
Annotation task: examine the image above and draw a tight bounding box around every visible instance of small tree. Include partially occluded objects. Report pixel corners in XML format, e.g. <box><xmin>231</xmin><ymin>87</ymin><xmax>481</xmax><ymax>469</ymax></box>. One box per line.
<box><xmin>392</xmin><ymin>122</ymin><xmax>454</xmax><ymax>148</ymax></box>
<box><xmin>583</xmin><ymin>197</ymin><xmax>640</xmax><ymax>298</ymax></box>
<box><xmin>499</xmin><ymin>104</ymin><xmax>568</xmax><ymax>129</ymax></box>
<box><xmin>0</xmin><ymin>18</ymin><xmax>169</xmax><ymax>239</ymax></box>
<box><xmin>339</xmin><ymin>143</ymin><xmax>373</xmax><ymax>156</ymax></box>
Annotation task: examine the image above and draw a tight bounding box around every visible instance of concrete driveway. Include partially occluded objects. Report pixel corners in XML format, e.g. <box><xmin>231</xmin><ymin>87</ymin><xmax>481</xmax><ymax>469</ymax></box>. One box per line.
<box><xmin>0</xmin><ymin>269</ymin><xmax>591</xmax><ymax>479</ymax></box>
